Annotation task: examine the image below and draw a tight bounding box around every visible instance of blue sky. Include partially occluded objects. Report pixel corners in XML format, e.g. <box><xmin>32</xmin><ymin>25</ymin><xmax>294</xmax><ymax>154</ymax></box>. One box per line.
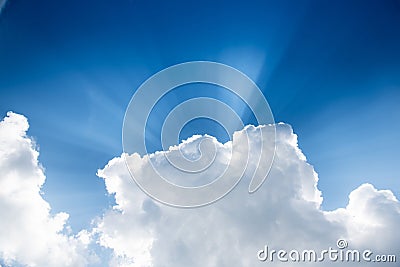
<box><xmin>1</xmin><ymin>0</ymin><xmax>399</xmax><ymax>233</ymax></box>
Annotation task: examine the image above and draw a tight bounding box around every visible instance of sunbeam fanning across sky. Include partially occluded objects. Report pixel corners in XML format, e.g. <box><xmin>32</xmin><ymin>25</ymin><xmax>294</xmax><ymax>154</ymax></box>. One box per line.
<box><xmin>1</xmin><ymin>1</ymin><xmax>400</xmax><ymax>266</ymax></box>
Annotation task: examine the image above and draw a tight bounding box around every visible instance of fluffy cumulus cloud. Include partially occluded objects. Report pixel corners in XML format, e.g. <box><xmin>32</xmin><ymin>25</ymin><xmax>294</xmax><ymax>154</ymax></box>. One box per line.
<box><xmin>0</xmin><ymin>112</ymin><xmax>96</xmax><ymax>267</ymax></box>
<box><xmin>1</xmin><ymin>112</ymin><xmax>399</xmax><ymax>267</ymax></box>
<box><xmin>96</xmin><ymin>124</ymin><xmax>400</xmax><ymax>267</ymax></box>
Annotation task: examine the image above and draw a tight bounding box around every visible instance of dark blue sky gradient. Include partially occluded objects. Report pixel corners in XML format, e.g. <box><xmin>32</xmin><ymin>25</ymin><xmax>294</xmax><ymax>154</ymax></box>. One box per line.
<box><xmin>1</xmin><ymin>0</ymin><xmax>399</xmax><ymax>230</ymax></box>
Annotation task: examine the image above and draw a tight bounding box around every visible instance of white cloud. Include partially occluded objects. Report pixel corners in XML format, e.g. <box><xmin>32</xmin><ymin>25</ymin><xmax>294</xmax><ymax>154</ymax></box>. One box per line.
<box><xmin>0</xmin><ymin>112</ymin><xmax>97</xmax><ymax>267</ymax></box>
<box><xmin>95</xmin><ymin>123</ymin><xmax>400</xmax><ymax>266</ymax></box>
<box><xmin>1</xmin><ymin>111</ymin><xmax>398</xmax><ymax>267</ymax></box>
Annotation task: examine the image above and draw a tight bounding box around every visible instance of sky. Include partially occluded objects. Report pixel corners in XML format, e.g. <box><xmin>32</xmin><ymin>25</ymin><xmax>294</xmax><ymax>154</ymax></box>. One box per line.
<box><xmin>0</xmin><ymin>1</ymin><xmax>400</xmax><ymax>266</ymax></box>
